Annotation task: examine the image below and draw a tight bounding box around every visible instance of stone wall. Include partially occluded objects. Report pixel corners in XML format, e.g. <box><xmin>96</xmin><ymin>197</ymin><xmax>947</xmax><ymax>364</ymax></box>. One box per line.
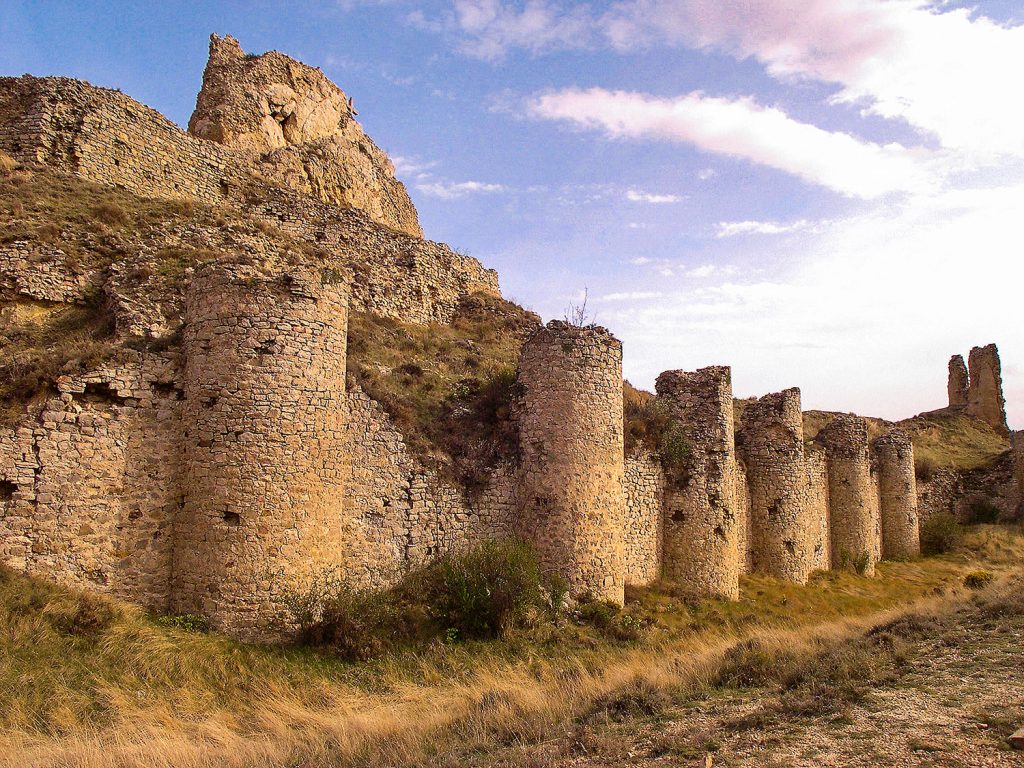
<box><xmin>872</xmin><ymin>429</ymin><xmax>920</xmax><ymax>560</ymax></box>
<box><xmin>623</xmin><ymin>447</ymin><xmax>664</xmax><ymax>586</ymax></box>
<box><xmin>734</xmin><ymin>459</ymin><xmax>753</xmax><ymax>574</ymax></box>
<box><xmin>804</xmin><ymin>443</ymin><xmax>831</xmax><ymax>571</ymax></box>
<box><xmin>0</xmin><ymin>354</ymin><xmax>181</xmax><ymax>610</ymax></box>
<box><xmin>816</xmin><ymin>415</ymin><xmax>879</xmax><ymax>575</ymax></box>
<box><xmin>917</xmin><ymin>467</ymin><xmax>962</xmax><ymax>525</ymax></box>
<box><xmin>173</xmin><ymin>264</ymin><xmax>350</xmax><ymax>639</ymax></box>
<box><xmin>655</xmin><ymin>367</ymin><xmax>740</xmax><ymax>600</ymax></box>
<box><xmin>0</xmin><ymin>75</ymin><xmax>498</xmax><ymax>326</ymax></box>
<box><xmin>737</xmin><ymin>388</ymin><xmax>812</xmax><ymax>583</ymax></box>
<box><xmin>517</xmin><ymin>321</ymin><xmax>626</xmax><ymax>603</ymax></box>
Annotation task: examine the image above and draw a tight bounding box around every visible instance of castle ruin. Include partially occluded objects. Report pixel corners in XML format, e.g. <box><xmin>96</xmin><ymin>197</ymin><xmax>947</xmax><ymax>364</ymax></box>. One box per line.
<box><xmin>0</xmin><ymin>36</ymin><xmax>1017</xmax><ymax>639</ymax></box>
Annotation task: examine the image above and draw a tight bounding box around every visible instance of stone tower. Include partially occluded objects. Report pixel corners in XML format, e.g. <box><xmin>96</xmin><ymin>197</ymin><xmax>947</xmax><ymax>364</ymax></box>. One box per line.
<box><xmin>967</xmin><ymin>344</ymin><xmax>1008</xmax><ymax>435</ymax></box>
<box><xmin>655</xmin><ymin>367</ymin><xmax>740</xmax><ymax>600</ymax></box>
<box><xmin>173</xmin><ymin>263</ymin><xmax>350</xmax><ymax>638</ymax></box>
<box><xmin>737</xmin><ymin>388</ymin><xmax>812</xmax><ymax>583</ymax></box>
<box><xmin>872</xmin><ymin>429</ymin><xmax>920</xmax><ymax>560</ymax></box>
<box><xmin>816</xmin><ymin>415</ymin><xmax>879</xmax><ymax>576</ymax></box>
<box><xmin>947</xmin><ymin>354</ymin><xmax>968</xmax><ymax>408</ymax></box>
<box><xmin>516</xmin><ymin>321</ymin><xmax>626</xmax><ymax>604</ymax></box>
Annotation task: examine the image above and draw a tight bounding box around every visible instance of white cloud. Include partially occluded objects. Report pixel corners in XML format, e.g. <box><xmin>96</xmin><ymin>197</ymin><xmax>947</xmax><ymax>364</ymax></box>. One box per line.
<box><xmin>697</xmin><ymin>168</ymin><xmax>717</xmax><ymax>180</ymax></box>
<box><xmin>716</xmin><ymin>219</ymin><xmax>818</xmax><ymax>238</ymax></box>
<box><xmin>529</xmin><ymin>87</ymin><xmax>932</xmax><ymax>198</ymax></box>
<box><xmin>609</xmin><ymin>179</ymin><xmax>1024</xmax><ymax>425</ymax></box>
<box><xmin>449</xmin><ymin>0</ymin><xmax>594</xmax><ymax>59</ymax></box>
<box><xmin>415</xmin><ymin>180</ymin><xmax>507</xmax><ymax>199</ymax></box>
<box><xmin>453</xmin><ymin>1</ymin><xmax>1024</xmax><ymax>161</ymax></box>
<box><xmin>392</xmin><ymin>156</ymin><xmax>438</xmax><ymax>176</ymax></box>
<box><xmin>626</xmin><ymin>188</ymin><xmax>684</xmax><ymax>203</ymax></box>
<box><xmin>599</xmin><ymin>290</ymin><xmax>664</xmax><ymax>301</ymax></box>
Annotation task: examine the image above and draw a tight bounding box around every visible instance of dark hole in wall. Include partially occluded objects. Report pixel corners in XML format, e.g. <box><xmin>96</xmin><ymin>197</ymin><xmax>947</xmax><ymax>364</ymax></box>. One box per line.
<box><xmin>256</xmin><ymin>339</ymin><xmax>278</xmax><ymax>355</ymax></box>
<box><xmin>0</xmin><ymin>480</ymin><xmax>17</xmax><ymax>501</ymax></box>
<box><xmin>714</xmin><ymin>525</ymin><xmax>727</xmax><ymax>540</ymax></box>
<box><xmin>202</xmin><ymin>395</ymin><xmax>218</xmax><ymax>409</ymax></box>
<box><xmin>219</xmin><ymin>179</ymin><xmax>230</xmax><ymax>197</ymax></box>
<box><xmin>80</xmin><ymin>382</ymin><xmax>128</xmax><ymax>406</ymax></box>
<box><xmin>151</xmin><ymin>381</ymin><xmax>182</xmax><ymax>399</ymax></box>
<box><xmin>671</xmin><ymin>509</ymin><xmax>686</xmax><ymax>522</ymax></box>
<box><xmin>223</xmin><ymin>511</ymin><xmax>241</xmax><ymax>526</ymax></box>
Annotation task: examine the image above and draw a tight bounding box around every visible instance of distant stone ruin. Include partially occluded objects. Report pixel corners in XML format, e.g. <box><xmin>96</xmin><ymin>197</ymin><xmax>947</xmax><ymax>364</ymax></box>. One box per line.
<box><xmin>948</xmin><ymin>344</ymin><xmax>1009</xmax><ymax>435</ymax></box>
<box><xmin>0</xmin><ymin>37</ymin><xmax>1018</xmax><ymax>640</ymax></box>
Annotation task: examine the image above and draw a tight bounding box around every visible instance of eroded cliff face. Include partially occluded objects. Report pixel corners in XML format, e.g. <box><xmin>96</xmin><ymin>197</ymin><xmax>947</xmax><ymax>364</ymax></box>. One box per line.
<box><xmin>188</xmin><ymin>34</ymin><xmax>422</xmax><ymax>237</ymax></box>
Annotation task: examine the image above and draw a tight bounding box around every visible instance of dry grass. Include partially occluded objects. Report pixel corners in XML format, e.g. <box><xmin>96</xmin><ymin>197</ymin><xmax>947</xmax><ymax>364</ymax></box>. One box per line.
<box><xmin>346</xmin><ymin>295</ymin><xmax>539</xmax><ymax>484</ymax></box>
<box><xmin>0</xmin><ymin>299</ymin><xmax>118</xmax><ymax>426</ymax></box>
<box><xmin>2</xmin><ymin>526</ymin><xmax>1021</xmax><ymax>768</ymax></box>
<box><xmin>899</xmin><ymin>407</ymin><xmax>1010</xmax><ymax>471</ymax></box>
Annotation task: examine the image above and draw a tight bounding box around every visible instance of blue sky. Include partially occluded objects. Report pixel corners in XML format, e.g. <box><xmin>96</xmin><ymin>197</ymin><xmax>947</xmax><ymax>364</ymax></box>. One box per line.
<box><xmin>3</xmin><ymin>1</ymin><xmax>1022</xmax><ymax>427</ymax></box>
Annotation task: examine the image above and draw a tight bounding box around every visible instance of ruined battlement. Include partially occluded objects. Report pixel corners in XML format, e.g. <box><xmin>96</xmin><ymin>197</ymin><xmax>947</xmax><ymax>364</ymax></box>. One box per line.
<box><xmin>0</xmin><ymin>39</ymin><xmax>1018</xmax><ymax>640</ymax></box>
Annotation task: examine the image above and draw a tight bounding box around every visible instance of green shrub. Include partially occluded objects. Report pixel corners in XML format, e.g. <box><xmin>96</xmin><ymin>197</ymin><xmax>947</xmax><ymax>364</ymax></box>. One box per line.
<box><xmin>291</xmin><ymin>539</ymin><xmax>551</xmax><ymax>657</ymax></box>
<box><xmin>965</xmin><ymin>499</ymin><xmax>1001</xmax><ymax>525</ymax></box>
<box><xmin>418</xmin><ymin>538</ymin><xmax>545</xmax><ymax>639</ymax></box>
<box><xmin>575</xmin><ymin>595</ymin><xmax>649</xmax><ymax>641</ymax></box>
<box><xmin>920</xmin><ymin>513</ymin><xmax>962</xmax><ymax>555</ymax></box>
<box><xmin>963</xmin><ymin>570</ymin><xmax>994</xmax><ymax>590</ymax></box>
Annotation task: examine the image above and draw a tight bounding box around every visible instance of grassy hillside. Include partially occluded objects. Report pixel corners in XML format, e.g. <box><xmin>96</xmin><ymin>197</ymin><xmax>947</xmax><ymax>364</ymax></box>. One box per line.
<box><xmin>898</xmin><ymin>407</ymin><xmax>1011</xmax><ymax>471</ymax></box>
<box><xmin>2</xmin><ymin>526</ymin><xmax>1021</xmax><ymax>768</ymax></box>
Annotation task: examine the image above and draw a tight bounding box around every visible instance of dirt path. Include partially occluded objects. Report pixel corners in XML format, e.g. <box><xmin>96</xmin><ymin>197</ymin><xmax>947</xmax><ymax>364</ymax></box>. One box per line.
<box><xmin>540</xmin><ymin>601</ymin><xmax>1024</xmax><ymax>768</ymax></box>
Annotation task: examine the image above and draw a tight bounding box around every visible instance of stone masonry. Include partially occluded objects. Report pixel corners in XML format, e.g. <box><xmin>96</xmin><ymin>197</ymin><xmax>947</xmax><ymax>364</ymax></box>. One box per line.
<box><xmin>173</xmin><ymin>263</ymin><xmax>350</xmax><ymax>638</ymax></box>
<box><xmin>737</xmin><ymin>388</ymin><xmax>813</xmax><ymax>583</ymax></box>
<box><xmin>967</xmin><ymin>344</ymin><xmax>1009</xmax><ymax>435</ymax></box>
<box><xmin>655</xmin><ymin>367</ymin><xmax>740</xmax><ymax>600</ymax></box>
<box><xmin>948</xmin><ymin>355</ymin><xmax>969</xmax><ymax>407</ymax></box>
<box><xmin>872</xmin><ymin>429</ymin><xmax>920</xmax><ymax>560</ymax></box>
<box><xmin>516</xmin><ymin>321</ymin><xmax>627</xmax><ymax>604</ymax></box>
<box><xmin>1</xmin><ymin>39</ymin><xmax>1018</xmax><ymax>642</ymax></box>
<box><xmin>816</xmin><ymin>415</ymin><xmax>880</xmax><ymax>575</ymax></box>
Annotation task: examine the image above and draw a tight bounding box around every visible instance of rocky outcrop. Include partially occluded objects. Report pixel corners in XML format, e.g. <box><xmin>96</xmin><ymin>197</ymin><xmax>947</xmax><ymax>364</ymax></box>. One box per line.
<box><xmin>189</xmin><ymin>35</ymin><xmax>421</xmax><ymax>237</ymax></box>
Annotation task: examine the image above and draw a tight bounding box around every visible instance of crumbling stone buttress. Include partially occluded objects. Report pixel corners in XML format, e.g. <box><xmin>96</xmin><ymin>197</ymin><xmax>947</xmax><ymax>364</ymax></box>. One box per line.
<box><xmin>872</xmin><ymin>429</ymin><xmax>920</xmax><ymax>560</ymax></box>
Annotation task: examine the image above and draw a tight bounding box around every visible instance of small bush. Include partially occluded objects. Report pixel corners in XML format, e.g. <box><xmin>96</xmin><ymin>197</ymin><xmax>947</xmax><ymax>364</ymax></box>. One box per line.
<box><xmin>91</xmin><ymin>201</ymin><xmax>128</xmax><ymax>226</ymax></box>
<box><xmin>292</xmin><ymin>539</ymin><xmax>551</xmax><ymax>657</ymax></box>
<box><xmin>965</xmin><ymin>499</ymin><xmax>1001</xmax><ymax>525</ymax></box>
<box><xmin>914</xmin><ymin>456</ymin><xmax>937</xmax><ymax>482</ymax></box>
<box><xmin>920</xmin><ymin>513</ymin><xmax>962</xmax><ymax>555</ymax></box>
<box><xmin>963</xmin><ymin>570</ymin><xmax>994</xmax><ymax>590</ymax></box>
<box><xmin>43</xmin><ymin>592</ymin><xmax>118</xmax><ymax>637</ymax></box>
<box><xmin>0</xmin><ymin>151</ymin><xmax>17</xmax><ymax>175</ymax></box>
<box><xmin>419</xmin><ymin>538</ymin><xmax>545</xmax><ymax>639</ymax></box>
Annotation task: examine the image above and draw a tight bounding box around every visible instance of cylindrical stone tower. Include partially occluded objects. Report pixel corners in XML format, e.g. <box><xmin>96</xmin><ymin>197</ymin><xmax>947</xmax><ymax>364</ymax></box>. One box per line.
<box><xmin>173</xmin><ymin>262</ymin><xmax>350</xmax><ymax>638</ymax></box>
<box><xmin>816</xmin><ymin>415</ymin><xmax>879</xmax><ymax>576</ymax></box>
<box><xmin>872</xmin><ymin>429</ymin><xmax>920</xmax><ymax>560</ymax></box>
<box><xmin>516</xmin><ymin>321</ymin><xmax>626</xmax><ymax>604</ymax></box>
<box><xmin>655</xmin><ymin>367</ymin><xmax>740</xmax><ymax>600</ymax></box>
<box><xmin>737</xmin><ymin>388</ymin><xmax>812</xmax><ymax>583</ymax></box>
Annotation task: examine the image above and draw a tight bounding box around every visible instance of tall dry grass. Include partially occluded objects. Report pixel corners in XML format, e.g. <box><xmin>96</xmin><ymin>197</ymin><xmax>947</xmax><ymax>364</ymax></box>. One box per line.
<box><xmin>2</xmin><ymin>527</ymin><xmax>1022</xmax><ymax>768</ymax></box>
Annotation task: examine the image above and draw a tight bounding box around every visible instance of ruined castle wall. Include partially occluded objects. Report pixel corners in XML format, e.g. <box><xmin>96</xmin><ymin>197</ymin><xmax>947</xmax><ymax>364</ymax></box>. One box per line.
<box><xmin>737</xmin><ymin>388</ymin><xmax>812</xmax><ymax>583</ymax></box>
<box><xmin>0</xmin><ymin>76</ymin><xmax>499</xmax><ymax>326</ymax></box>
<box><xmin>967</xmin><ymin>344</ymin><xmax>1008</xmax><ymax>434</ymax></box>
<box><xmin>817</xmin><ymin>415</ymin><xmax>879</xmax><ymax>575</ymax></box>
<box><xmin>948</xmin><ymin>355</ymin><xmax>968</xmax><ymax>408</ymax></box>
<box><xmin>173</xmin><ymin>265</ymin><xmax>350</xmax><ymax>638</ymax></box>
<box><xmin>623</xmin><ymin>447</ymin><xmax>664</xmax><ymax>586</ymax></box>
<box><xmin>517</xmin><ymin>322</ymin><xmax>626</xmax><ymax>603</ymax></box>
<box><xmin>873</xmin><ymin>430</ymin><xmax>920</xmax><ymax>560</ymax></box>
<box><xmin>1015</xmin><ymin>433</ymin><xmax>1024</xmax><ymax>517</ymax></box>
<box><xmin>734</xmin><ymin>460</ymin><xmax>753</xmax><ymax>574</ymax></box>
<box><xmin>917</xmin><ymin>467</ymin><xmax>962</xmax><ymax>525</ymax></box>
<box><xmin>655</xmin><ymin>367</ymin><xmax>739</xmax><ymax>600</ymax></box>
<box><xmin>0</xmin><ymin>355</ymin><xmax>181</xmax><ymax>609</ymax></box>
<box><xmin>804</xmin><ymin>443</ymin><xmax>831</xmax><ymax>571</ymax></box>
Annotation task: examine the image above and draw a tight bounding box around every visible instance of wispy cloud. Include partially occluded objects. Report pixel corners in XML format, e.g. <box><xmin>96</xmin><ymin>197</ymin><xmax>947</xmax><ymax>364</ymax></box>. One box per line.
<box><xmin>716</xmin><ymin>219</ymin><xmax>818</xmax><ymax>238</ymax></box>
<box><xmin>528</xmin><ymin>87</ymin><xmax>932</xmax><ymax>198</ymax></box>
<box><xmin>415</xmin><ymin>180</ymin><xmax>507</xmax><ymax>199</ymax></box>
<box><xmin>599</xmin><ymin>290</ymin><xmax>664</xmax><ymax>301</ymax></box>
<box><xmin>626</xmin><ymin>188</ymin><xmax>684</xmax><ymax>203</ymax></box>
